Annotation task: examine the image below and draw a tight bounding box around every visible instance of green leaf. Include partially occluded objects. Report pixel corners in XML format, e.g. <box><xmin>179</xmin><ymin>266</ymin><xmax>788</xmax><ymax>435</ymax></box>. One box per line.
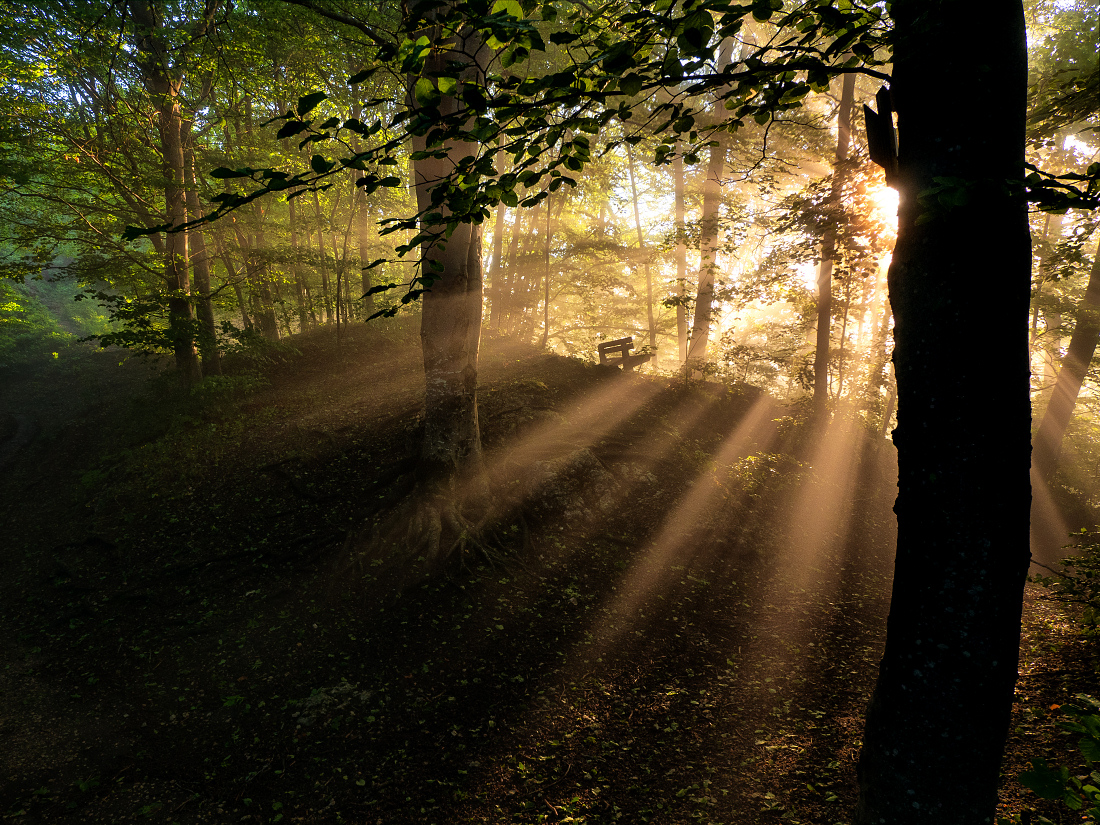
<box><xmin>209</xmin><ymin>166</ymin><xmax>253</xmax><ymax>179</ymax></box>
<box><xmin>297</xmin><ymin>91</ymin><xmax>327</xmax><ymax>117</ymax></box>
<box><xmin>492</xmin><ymin>0</ymin><xmax>524</xmax><ymax>17</ymax></box>
<box><xmin>378</xmin><ymin>176</ymin><xmax>402</xmax><ymax>187</ymax></box>
<box><xmin>1080</xmin><ymin>734</ymin><xmax>1100</xmax><ymax>763</ymax></box>
<box><xmin>347</xmin><ymin>67</ymin><xmax>377</xmax><ymax>85</ymax></box>
<box><xmin>414</xmin><ymin>77</ymin><xmax>441</xmax><ymax>108</ymax></box>
<box><xmin>276</xmin><ymin>120</ymin><xmax>309</xmax><ymax>139</ymax></box>
<box><xmin>619</xmin><ymin>74</ymin><xmax>644</xmax><ymax>97</ymax></box>
<box><xmin>673</xmin><ymin>115</ymin><xmax>695</xmax><ymax>133</ymax></box>
<box><xmin>437</xmin><ymin>76</ymin><xmax>458</xmax><ymax>96</ymax></box>
<box><xmin>1020</xmin><ymin>758</ymin><xmax>1068</xmax><ymax>800</ymax></box>
<box><xmin>364</xmin><ymin>282</ymin><xmax>397</xmax><ymax>295</ymax></box>
<box><xmin>310</xmin><ymin>155</ymin><xmax>335</xmax><ymax>174</ymax></box>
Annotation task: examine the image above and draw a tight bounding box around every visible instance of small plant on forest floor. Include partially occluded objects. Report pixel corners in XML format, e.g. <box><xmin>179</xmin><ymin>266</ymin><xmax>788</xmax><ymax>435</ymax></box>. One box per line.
<box><xmin>1005</xmin><ymin>694</ymin><xmax>1100</xmax><ymax>825</ymax></box>
<box><xmin>1032</xmin><ymin>528</ymin><xmax>1100</xmax><ymax>637</ymax></box>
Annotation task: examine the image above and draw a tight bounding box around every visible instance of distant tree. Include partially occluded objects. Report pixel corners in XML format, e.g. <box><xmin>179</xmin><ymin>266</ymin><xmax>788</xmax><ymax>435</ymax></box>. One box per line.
<box><xmin>1033</xmin><ymin>233</ymin><xmax>1100</xmax><ymax>480</ymax></box>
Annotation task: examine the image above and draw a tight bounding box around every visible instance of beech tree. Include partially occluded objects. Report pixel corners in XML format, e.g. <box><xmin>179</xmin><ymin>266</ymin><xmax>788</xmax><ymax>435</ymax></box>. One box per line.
<box><xmin>405</xmin><ymin>7</ymin><xmax>492</xmax><ymax>560</ymax></box>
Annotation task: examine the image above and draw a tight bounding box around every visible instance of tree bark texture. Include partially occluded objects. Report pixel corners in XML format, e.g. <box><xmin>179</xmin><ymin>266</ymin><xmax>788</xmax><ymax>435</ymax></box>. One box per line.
<box><xmin>409</xmin><ymin>14</ymin><xmax>488</xmax><ymax>487</ymax></box>
<box><xmin>854</xmin><ymin>3</ymin><xmax>1031</xmax><ymax>823</ymax></box>
<box><xmin>686</xmin><ymin>39</ymin><xmax>734</xmax><ymax>365</ymax></box>
<box><xmin>1033</xmin><ymin>235</ymin><xmax>1100</xmax><ymax>481</ymax></box>
<box><xmin>130</xmin><ymin>0</ymin><xmax>202</xmax><ymax>384</ymax></box>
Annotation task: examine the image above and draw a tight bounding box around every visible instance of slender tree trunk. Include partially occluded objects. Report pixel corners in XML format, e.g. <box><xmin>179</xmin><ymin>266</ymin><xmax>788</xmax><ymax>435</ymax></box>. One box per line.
<box><xmin>288</xmin><ymin>197</ymin><xmax>310</xmax><ymax>331</ymax></box>
<box><xmin>686</xmin><ymin>39</ymin><xmax>735</xmax><ymax>366</ymax></box>
<box><xmin>835</xmin><ymin>279</ymin><xmax>852</xmax><ymax>400</ymax></box>
<box><xmin>1033</xmin><ymin>235</ymin><xmax>1100</xmax><ymax>480</ymax></box>
<box><xmin>627</xmin><ymin>144</ymin><xmax>655</xmax><ymax>351</ymax></box>
<box><xmin>183</xmin><ymin>122</ymin><xmax>221</xmax><ymax>375</ymax></box>
<box><xmin>332</xmin><ymin>232</ymin><xmax>342</xmax><ymax>344</ymax></box>
<box><xmin>673</xmin><ymin>151</ymin><xmax>688</xmax><ymax>362</ymax></box>
<box><xmin>514</xmin><ymin>199</ymin><xmax>545</xmax><ymax>339</ymax></box>
<box><xmin>686</xmin><ymin>134</ymin><xmax>725</xmax><ymax>364</ymax></box>
<box><xmin>357</xmin><ymin>191</ymin><xmax>374</xmax><ymax>318</ymax></box>
<box><xmin>488</xmin><ymin>151</ymin><xmax>507</xmax><ymax>330</ymax></box>
<box><xmin>130</xmin><ymin>1</ymin><xmax>201</xmax><ymax>384</ymax></box>
<box><xmin>407</xmin><ymin>11</ymin><xmax>489</xmax><ymax>543</ymax></box>
<box><xmin>812</xmin><ymin>71</ymin><xmax>856</xmax><ymax>414</ymax></box>
<box><xmin>854</xmin><ymin>3</ymin><xmax>1031</xmax><ymax>821</ymax></box>
<box><xmin>540</xmin><ymin>191</ymin><xmax>553</xmax><ymax>348</ymax></box>
<box><xmin>252</xmin><ymin>220</ymin><xmax>280</xmax><ymax>341</ymax></box>
<box><xmin>233</xmin><ymin>281</ymin><xmax>251</xmax><ymax>331</ymax></box>
<box><xmin>311</xmin><ymin>190</ymin><xmax>332</xmax><ymax>323</ymax></box>
<box><xmin>499</xmin><ymin>206</ymin><xmax>525</xmax><ymax>331</ymax></box>
<box><xmin>1035</xmin><ymin>210</ymin><xmax>1066</xmax><ymax>407</ymax></box>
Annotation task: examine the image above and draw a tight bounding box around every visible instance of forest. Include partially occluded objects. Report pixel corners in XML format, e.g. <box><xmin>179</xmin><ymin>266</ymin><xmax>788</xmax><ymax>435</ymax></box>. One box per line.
<box><xmin>0</xmin><ymin>0</ymin><xmax>1098</xmax><ymax>823</ymax></box>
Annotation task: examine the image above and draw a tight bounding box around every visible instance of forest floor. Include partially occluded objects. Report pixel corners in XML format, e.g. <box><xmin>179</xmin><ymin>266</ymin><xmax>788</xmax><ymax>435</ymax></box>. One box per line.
<box><xmin>0</xmin><ymin>320</ymin><xmax>1097</xmax><ymax>825</ymax></box>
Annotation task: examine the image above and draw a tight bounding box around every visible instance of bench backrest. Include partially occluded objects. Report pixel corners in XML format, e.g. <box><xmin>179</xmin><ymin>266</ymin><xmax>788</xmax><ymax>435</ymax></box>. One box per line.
<box><xmin>598</xmin><ymin>337</ymin><xmax>634</xmax><ymax>361</ymax></box>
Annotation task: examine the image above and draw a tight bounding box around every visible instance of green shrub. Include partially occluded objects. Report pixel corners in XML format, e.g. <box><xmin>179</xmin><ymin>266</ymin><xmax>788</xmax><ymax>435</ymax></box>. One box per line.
<box><xmin>1033</xmin><ymin>528</ymin><xmax>1100</xmax><ymax>636</ymax></box>
<box><xmin>1015</xmin><ymin>694</ymin><xmax>1100</xmax><ymax>825</ymax></box>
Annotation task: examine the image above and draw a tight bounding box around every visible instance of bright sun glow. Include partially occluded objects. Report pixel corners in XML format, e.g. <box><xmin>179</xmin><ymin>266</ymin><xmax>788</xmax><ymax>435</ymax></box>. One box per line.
<box><xmin>870</xmin><ymin>185</ymin><xmax>900</xmax><ymax>227</ymax></box>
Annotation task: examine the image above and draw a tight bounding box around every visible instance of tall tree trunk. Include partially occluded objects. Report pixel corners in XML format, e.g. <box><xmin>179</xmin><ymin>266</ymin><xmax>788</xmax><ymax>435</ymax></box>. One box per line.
<box><xmin>332</xmin><ymin>232</ymin><xmax>342</xmax><ymax>344</ymax></box>
<box><xmin>673</xmin><ymin>151</ymin><xmax>688</xmax><ymax>363</ymax></box>
<box><xmin>854</xmin><ymin>2</ymin><xmax>1031</xmax><ymax>822</ymax></box>
<box><xmin>627</xmin><ymin>144</ymin><xmax>655</xmax><ymax>351</ymax></box>
<box><xmin>513</xmin><ymin>199</ymin><xmax>545</xmax><ymax>339</ymax></box>
<box><xmin>288</xmin><ymin>197</ymin><xmax>310</xmax><ymax>331</ymax></box>
<box><xmin>1033</xmin><ymin>235</ymin><xmax>1100</xmax><ymax>480</ymax></box>
<box><xmin>498</xmin><ymin>206</ymin><xmax>525</xmax><ymax>331</ymax></box>
<box><xmin>312</xmin><ymin>191</ymin><xmax>332</xmax><ymax>324</ymax></box>
<box><xmin>685</xmin><ymin>134</ymin><xmax>725</xmax><ymax>364</ymax></box>
<box><xmin>1034</xmin><ymin>210</ymin><xmax>1066</xmax><ymax>408</ymax></box>
<box><xmin>812</xmin><ymin>70</ymin><xmax>856</xmax><ymax>415</ymax></box>
<box><xmin>356</xmin><ymin>190</ymin><xmax>374</xmax><ymax>319</ymax></box>
<box><xmin>130</xmin><ymin>1</ymin><xmax>201</xmax><ymax>385</ymax></box>
<box><xmin>488</xmin><ymin>151</ymin><xmax>507</xmax><ymax>330</ymax></box>
<box><xmin>183</xmin><ymin>121</ymin><xmax>221</xmax><ymax>375</ymax></box>
<box><xmin>686</xmin><ymin>38</ymin><xmax>735</xmax><ymax>366</ymax></box>
<box><xmin>405</xmin><ymin>11</ymin><xmax>490</xmax><ymax>562</ymax></box>
<box><xmin>252</xmin><ymin>223</ymin><xmax>279</xmax><ymax>341</ymax></box>
<box><xmin>540</xmin><ymin>191</ymin><xmax>553</xmax><ymax>348</ymax></box>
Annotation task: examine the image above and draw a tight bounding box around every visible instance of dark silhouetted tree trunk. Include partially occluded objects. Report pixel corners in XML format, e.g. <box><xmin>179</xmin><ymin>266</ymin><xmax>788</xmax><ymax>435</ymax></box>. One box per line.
<box><xmin>854</xmin><ymin>2</ymin><xmax>1031</xmax><ymax>822</ymax></box>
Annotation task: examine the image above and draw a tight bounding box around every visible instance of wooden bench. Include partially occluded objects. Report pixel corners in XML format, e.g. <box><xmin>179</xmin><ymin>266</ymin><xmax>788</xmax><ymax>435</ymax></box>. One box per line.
<box><xmin>597</xmin><ymin>337</ymin><xmax>652</xmax><ymax>372</ymax></box>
